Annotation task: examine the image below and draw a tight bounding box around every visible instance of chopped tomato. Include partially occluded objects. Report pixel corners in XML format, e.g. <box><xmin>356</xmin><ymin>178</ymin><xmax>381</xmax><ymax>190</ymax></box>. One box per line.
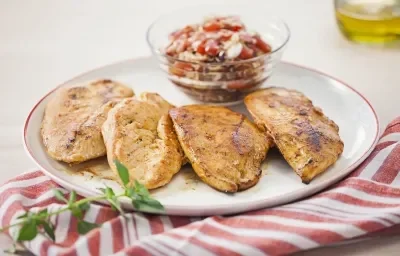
<box><xmin>204</xmin><ymin>39</ymin><xmax>219</xmax><ymax>56</ymax></box>
<box><xmin>195</xmin><ymin>40</ymin><xmax>206</xmax><ymax>54</ymax></box>
<box><xmin>239</xmin><ymin>45</ymin><xmax>254</xmax><ymax>59</ymax></box>
<box><xmin>203</xmin><ymin>22</ymin><xmax>221</xmax><ymax>32</ymax></box>
<box><xmin>171</xmin><ymin>61</ymin><xmax>193</xmax><ymax>77</ymax></box>
<box><xmin>230</xmin><ymin>24</ymin><xmax>243</xmax><ymax>32</ymax></box>
<box><xmin>247</xmin><ymin>43</ymin><xmax>259</xmax><ymax>53</ymax></box>
<box><xmin>226</xmin><ymin>81</ymin><xmax>254</xmax><ymax>90</ymax></box>
<box><xmin>224</xmin><ymin>23</ymin><xmax>243</xmax><ymax>31</ymax></box>
<box><xmin>218</xmin><ymin>30</ymin><xmax>233</xmax><ymax>41</ymax></box>
<box><xmin>174</xmin><ymin>61</ymin><xmax>193</xmax><ymax>71</ymax></box>
<box><xmin>254</xmin><ymin>36</ymin><xmax>271</xmax><ymax>53</ymax></box>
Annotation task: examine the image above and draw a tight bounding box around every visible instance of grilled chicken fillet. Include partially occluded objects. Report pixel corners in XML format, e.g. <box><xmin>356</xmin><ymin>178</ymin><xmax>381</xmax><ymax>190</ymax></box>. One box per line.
<box><xmin>245</xmin><ymin>87</ymin><xmax>344</xmax><ymax>183</ymax></box>
<box><xmin>102</xmin><ymin>93</ymin><xmax>184</xmax><ymax>189</ymax></box>
<box><xmin>41</xmin><ymin>79</ymin><xmax>134</xmax><ymax>163</ymax></box>
<box><xmin>169</xmin><ymin>105</ymin><xmax>270</xmax><ymax>193</ymax></box>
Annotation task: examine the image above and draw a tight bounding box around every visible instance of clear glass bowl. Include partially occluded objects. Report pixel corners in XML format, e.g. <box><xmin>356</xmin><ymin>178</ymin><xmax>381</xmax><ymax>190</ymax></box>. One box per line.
<box><xmin>146</xmin><ymin>5</ymin><xmax>290</xmax><ymax>105</ymax></box>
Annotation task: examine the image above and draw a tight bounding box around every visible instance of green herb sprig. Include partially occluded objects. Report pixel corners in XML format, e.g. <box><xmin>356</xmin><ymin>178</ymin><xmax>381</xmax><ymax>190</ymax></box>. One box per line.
<box><xmin>0</xmin><ymin>160</ymin><xmax>163</xmax><ymax>243</ymax></box>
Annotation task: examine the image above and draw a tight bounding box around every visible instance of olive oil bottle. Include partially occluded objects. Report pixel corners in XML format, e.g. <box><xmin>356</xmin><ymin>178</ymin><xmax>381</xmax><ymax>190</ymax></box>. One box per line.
<box><xmin>335</xmin><ymin>0</ymin><xmax>400</xmax><ymax>44</ymax></box>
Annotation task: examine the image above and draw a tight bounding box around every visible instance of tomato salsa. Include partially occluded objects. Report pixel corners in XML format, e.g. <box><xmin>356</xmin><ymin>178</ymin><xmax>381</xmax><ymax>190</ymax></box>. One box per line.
<box><xmin>163</xmin><ymin>16</ymin><xmax>273</xmax><ymax>104</ymax></box>
<box><xmin>165</xmin><ymin>16</ymin><xmax>272</xmax><ymax>63</ymax></box>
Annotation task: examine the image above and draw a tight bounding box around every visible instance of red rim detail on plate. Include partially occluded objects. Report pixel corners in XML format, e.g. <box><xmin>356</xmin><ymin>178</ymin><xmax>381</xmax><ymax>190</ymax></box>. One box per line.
<box><xmin>22</xmin><ymin>57</ymin><xmax>381</xmax><ymax>213</ymax></box>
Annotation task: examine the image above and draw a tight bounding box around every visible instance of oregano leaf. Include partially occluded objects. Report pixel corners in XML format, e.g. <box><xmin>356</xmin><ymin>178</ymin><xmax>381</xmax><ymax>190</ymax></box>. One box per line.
<box><xmin>133</xmin><ymin>197</ymin><xmax>164</xmax><ymax>211</ymax></box>
<box><xmin>105</xmin><ymin>187</ymin><xmax>115</xmax><ymax>199</ymax></box>
<box><xmin>42</xmin><ymin>222</ymin><xmax>55</xmax><ymax>241</ymax></box>
<box><xmin>70</xmin><ymin>206</ymin><xmax>83</xmax><ymax>220</ymax></box>
<box><xmin>38</xmin><ymin>208</ymin><xmax>47</xmax><ymax>216</ymax></box>
<box><xmin>77</xmin><ymin>220</ymin><xmax>99</xmax><ymax>235</ymax></box>
<box><xmin>79</xmin><ymin>202</ymin><xmax>90</xmax><ymax>212</ymax></box>
<box><xmin>134</xmin><ymin>180</ymin><xmax>150</xmax><ymax>197</ymax></box>
<box><xmin>17</xmin><ymin>212</ymin><xmax>28</xmax><ymax>220</ymax></box>
<box><xmin>125</xmin><ymin>187</ymin><xmax>136</xmax><ymax>198</ymax></box>
<box><xmin>131</xmin><ymin>199</ymin><xmax>140</xmax><ymax>210</ymax></box>
<box><xmin>114</xmin><ymin>160</ymin><xmax>130</xmax><ymax>187</ymax></box>
<box><xmin>16</xmin><ymin>220</ymin><xmax>37</xmax><ymax>241</ymax></box>
<box><xmin>145</xmin><ymin>198</ymin><xmax>164</xmax><ymax>210</ymax></box>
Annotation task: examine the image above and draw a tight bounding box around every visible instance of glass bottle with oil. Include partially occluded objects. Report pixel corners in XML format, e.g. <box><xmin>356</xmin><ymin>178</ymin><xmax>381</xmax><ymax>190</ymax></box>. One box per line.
<box><xmin>335</xmin><ymin>0</ymin><xmax>400</xmax><ymax>44</ymax></box>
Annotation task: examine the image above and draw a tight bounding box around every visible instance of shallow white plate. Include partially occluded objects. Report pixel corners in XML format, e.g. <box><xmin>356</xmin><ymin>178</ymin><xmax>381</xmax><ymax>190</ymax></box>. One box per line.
<box><xmin>23</xmin><ymin>56</ymin><xmax>379</xmax><ymax>216</ymax></box>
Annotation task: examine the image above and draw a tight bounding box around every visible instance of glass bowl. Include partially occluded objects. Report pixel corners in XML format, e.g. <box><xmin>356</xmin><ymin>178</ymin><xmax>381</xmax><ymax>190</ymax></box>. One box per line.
<box><xmin>146</xmin><ymin>5</ymin><xmax>290</xmax><ymax>105</ymax></box>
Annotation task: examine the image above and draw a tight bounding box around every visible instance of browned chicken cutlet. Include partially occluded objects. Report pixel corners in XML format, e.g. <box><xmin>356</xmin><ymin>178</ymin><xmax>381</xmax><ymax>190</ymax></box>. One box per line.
<box><xmin>41</xmin><ymin>79</ymin><xmax>134</xmax><ymax>163</ymax></box>
<box><xmin>169</xmin><ymin>105</ymin><xmax>271</xmax><ymax>193</ymax></box>
<box><xmin>102</xmin><ymin>93</ymin><xmax>185</xmax><ymax>189</ymax></box>
<box><xmin>244</xmin><ymin>87</ymin><xmax>344</xmax><ymax>184</ymax></box>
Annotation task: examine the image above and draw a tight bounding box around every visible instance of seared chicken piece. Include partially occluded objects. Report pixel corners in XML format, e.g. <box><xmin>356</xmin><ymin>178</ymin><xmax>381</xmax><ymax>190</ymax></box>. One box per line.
<box><xmin>244</xmin><ymin>88</ymin><xmax>344</xmax><ymax>183</ymax></box>
<box><xmin>169</xmin><ymin>105</ymin><xmax>270</xmax><ymax>193</ymax></box>
<box><xmin>102</xmin><ymin>93</ymin><xmax>184</xmax><ymax>189</ymax></box>
<box><xmin>41</xmin><ymin>79</ymin><xmax>134</xmax><ymax>163</ymax></box>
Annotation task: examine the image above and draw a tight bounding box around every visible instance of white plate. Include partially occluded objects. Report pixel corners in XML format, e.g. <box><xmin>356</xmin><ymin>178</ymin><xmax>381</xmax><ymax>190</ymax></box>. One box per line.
<box><xmin>23</xmin><ymin>56</ymin><xmax>380</xmax><ymax>216</ymax></box>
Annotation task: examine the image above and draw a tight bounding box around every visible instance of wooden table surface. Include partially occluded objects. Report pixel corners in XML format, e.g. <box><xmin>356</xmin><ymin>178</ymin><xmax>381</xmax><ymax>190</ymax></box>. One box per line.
<box><xmin>0</xmin><ymin>0</ymin><xmax>399</xmax><ymax>255</ymax></box>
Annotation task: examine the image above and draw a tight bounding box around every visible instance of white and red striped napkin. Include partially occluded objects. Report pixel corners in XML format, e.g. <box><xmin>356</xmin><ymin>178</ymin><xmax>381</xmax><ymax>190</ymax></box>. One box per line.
<box><xmin>2</xmin><ymin>117</ymin><xmax>400</xmax><ymax>256</ymax></box>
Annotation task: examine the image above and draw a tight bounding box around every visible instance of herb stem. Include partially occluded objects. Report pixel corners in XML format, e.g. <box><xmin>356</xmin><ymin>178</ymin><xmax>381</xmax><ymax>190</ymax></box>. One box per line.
<box><xmin>0</xmin><ymin>194</ymin><xmax>124</xmax><ymax>233</ymax></box>
<box><xmin>0</xmin><ymin>161</ymin><xmax>164</xmax><ymax>245</ymax></box>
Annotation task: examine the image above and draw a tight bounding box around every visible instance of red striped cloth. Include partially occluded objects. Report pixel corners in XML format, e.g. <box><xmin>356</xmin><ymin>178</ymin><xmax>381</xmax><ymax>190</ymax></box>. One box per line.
<box><xmin>2</xmin><ymin>118</ymin><xmax>400</xmax><ymax>256</ymax></box>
